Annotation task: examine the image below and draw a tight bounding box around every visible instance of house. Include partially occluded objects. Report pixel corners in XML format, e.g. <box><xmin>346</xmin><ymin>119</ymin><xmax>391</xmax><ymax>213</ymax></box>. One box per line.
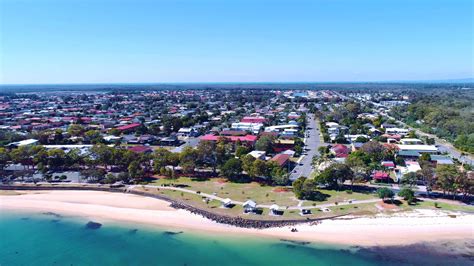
<box><xmin>248</xmin><ymin>150</ymin><xmax>266</xmax><ymax>160</ymax></box>
<box><xmin>128</xmin><ymin>145</ymin><xmax>153</xmax><ymax>154</ymax></box>
<box><xmin>351</xmin><ymin>142</ymin><xmax>364</xmax><ymax>151</ymax></box>
<box><xmin>116</xmin><ymin>123</ymin><xmax>141</xmax><ymax>132</ymax></box>
<box><xmin>385</xmin><ymin>128</ymin><xmax>409</xmax><ymax>136</ymax></box>
<box><xmin>270</xmin><ymin>153</ymin><xmax>290</xmax><ymax>168</ymax></box>
<box><xmin>243</xmin><ymin>200</ymin><xmax>257</xmax><ymax>213</ymax></box>
<box><xmin>395</xmin><ymin>161</ymin><xmax>421</xmax><ymax>182</ymax></box>
<box><xmin>160</xmin><ymin>136</ymin><xmax>180</xmax><ymax>146</ymax></box>
<box><xmin>397</xmin><ymin>144</ymin><xmax>438</xmax><ymax>155</ymax></box>
<box><xmin>103</xmin><ymin>135</ymin><xmax>122</xmax><ymax>143</ymax></box>
<box><xmin>381</xmin><ymin>161</ymin><xmax>395</xmax><ymax>169</ymax></box>
<box><xmin>200</xmin><ymin>134</ymin><xmax>258</xmax><ymax>146</ymax></box>
<box><xmin>231</xmin><ymin>122</ymin><xmax>263</xmax><ymax>134</ymax></box>
<box><xmin>7</xmin><ymin>138</ymin><xmax>38</xmax><ymax>147</ymax></box>
<box><xmin>177</xmin><ymin>127</ymin><xmax>199</xmax><ymax>137</ymax></box>
<box><xmin>400</xmin><ymin>138</ymin><xmax>423</xmax><ymax>145</ymax></box>
<box><xmin>382</xmin><ymin>123</ymin><xmax>396</xmax><ymax>129</ymax></box>
<box><xmin>373</xmin><ymin>171</ymin><xmax>390</xmax><ymax>182</ymax></box>
<box><xmin>331</xmin><ymin>144</ymin><xmax>350</xmax><ymax>158</ymax></box>
<box><xmin>273</xmin><ymin>139</ymin><xmax>295</xmax><ymax>152</ymax></box>
<box><xmin>430</xmin><ymin>155</ymin><xmax>454</xmax><ymax>165</ymax></box>
<box><xmin>241</xmin><ymin>116</ymin><xmax>266</xmax><ymax>124</ymax></box>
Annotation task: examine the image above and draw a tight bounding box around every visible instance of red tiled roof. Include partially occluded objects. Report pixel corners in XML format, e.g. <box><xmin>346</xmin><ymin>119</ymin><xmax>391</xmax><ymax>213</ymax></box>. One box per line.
<box><xmin>200</xmin><ymin>134</ymin><xmax>258</xmax><ymax>143</ymax></box>
<box><xmin>128</xmin><ymin>145</ymin><xmax>153</xmax><ymax>153</ymax></box>
<box><xmin>117</xmin><ymin>123</ymin><xmax>141</xmax><ymax>131</ymax></box>
<box><xmin>241</xmin><ymin>117</ymin><xmax>266</xmax><ymax>123</ymax></box>
<box><xmin>373</xmin><ymin>171</ymin><xmax>390</xmax><ymax>180</ymax></box>
<box><xmin>270</xmin><ymin>154</ymin><xmax>290</xmax><ymax>167</ymax></box>
<box><xmin>332</xmin><ymin>144</ymin><xmax>349</xmax><ymax>154</ymax></box>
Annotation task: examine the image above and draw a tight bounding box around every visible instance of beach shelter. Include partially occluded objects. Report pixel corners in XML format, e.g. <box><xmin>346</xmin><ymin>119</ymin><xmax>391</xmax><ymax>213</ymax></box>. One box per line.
<box><xmin>270</xmin><ymin>204</ymin><xmax>280</xmax><ymax>215</ymax></box>
<box><xmin>300</xmin><ymin>209</ymin><xmax>311</xmax><ymax>216</ymax></box>
<box><xmin>243</xmin><ymin>200</ymin><xmax>257</xmax><ymax>213</ymax></box>
<box><xmin>222</xmin><ymin>198</ymin><xmax>232</xmax><ymax>208</ymax></box>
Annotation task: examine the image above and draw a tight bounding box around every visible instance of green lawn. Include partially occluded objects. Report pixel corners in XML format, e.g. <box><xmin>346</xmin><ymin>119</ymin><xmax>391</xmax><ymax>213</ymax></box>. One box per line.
<box><xmin>409</xmin><ymin>200</ymin><xmax>474</xmax><ymax>213</ymax></box>
<box><xmin>150</xmin><ymin>177</ymin><xmax>300</xmax><ymax>207</ymax></box>
<box><xmin>302</xmin><ymin>189</ymin><xmax>377</xmax><ymax>206</ymax></box>
<box><xmin>137</xmin><ymin>184</ymin><xmax>377</xmax><ymax>220</ymax></box>
<box><xmin>149</xmin><ymin>177</ymin><xmax>379</xmax><ymax>209</ymax></box>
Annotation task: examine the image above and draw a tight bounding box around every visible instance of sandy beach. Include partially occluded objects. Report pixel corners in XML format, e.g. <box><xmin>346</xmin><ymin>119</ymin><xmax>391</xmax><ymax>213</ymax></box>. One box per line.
<box><xmin>1</xmin><ymin>190</ymin><xmax>473</xmax><ymax>246</ymax></box>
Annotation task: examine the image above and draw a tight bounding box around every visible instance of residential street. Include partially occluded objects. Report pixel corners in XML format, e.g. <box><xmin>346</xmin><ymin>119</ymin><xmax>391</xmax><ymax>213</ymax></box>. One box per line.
<box><xmin>289</xmin><ymin>114</ymin><xmax>322</xmax><ymax>181</ymax></box>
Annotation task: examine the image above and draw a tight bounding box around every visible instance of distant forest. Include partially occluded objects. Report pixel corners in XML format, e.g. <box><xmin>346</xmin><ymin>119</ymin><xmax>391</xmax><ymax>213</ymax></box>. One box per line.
<box><xmin>0</xmin><ymin>82</ymin><xmax>472</xmax><ymax>94</ymax></box>
<box><xmin>392</xmin><ymin>90</ymin><xmax>474</xmax><ymax>154</ymax></box>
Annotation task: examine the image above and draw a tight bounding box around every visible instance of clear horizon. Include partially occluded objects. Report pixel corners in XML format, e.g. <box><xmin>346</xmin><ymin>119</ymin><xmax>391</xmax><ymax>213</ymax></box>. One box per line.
<box><xmin>1</xmin><ymin>0</ymin><xmax>473</xmax><ymax>84</ymax></box>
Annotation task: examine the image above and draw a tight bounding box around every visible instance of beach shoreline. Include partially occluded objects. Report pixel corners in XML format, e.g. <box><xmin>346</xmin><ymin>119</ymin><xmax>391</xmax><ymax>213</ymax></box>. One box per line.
<box><xmin>1</xmin><ymin>190</ymin><xmax>473</xmax><ymax>247</ymax></box>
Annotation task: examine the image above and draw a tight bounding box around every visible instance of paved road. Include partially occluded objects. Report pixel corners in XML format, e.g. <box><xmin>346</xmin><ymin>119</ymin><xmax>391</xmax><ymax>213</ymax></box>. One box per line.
<box><xmin>289</xmin><ymin>114</ymin><xmax>322</xmax><ymax>181</ymax></box>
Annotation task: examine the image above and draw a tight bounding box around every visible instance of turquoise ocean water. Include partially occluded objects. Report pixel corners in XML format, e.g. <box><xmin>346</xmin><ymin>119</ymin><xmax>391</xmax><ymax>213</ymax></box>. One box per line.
<box><xmin>0</xmin><ymin>210</ymin><xmax>471</xmax><ymax>266</ymax></box>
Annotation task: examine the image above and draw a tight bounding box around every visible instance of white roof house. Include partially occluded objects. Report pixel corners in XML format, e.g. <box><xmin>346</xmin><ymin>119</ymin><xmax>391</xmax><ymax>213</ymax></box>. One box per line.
<box><xmin>264</xmin><ymin>124</ymin><xmax>299</xmax><ymax>132</ymax></box>
<box><xmin>400</xmin><ymin>138</ymin><xmax>423</xmax><ymax>145</ymax></box>
<box><xmin>8</xmin><ymin>139</ymin><xmax>38</xmax><ymax>147</ymax></box>
<box><xmin>248</xmin><ymin>150</ymin><xmax>266</xmax><ymax>160</ymax></box>
<box><xmin>326</xmin><ymin>122</ymin><xmax>339</xmax><ymax>128</ymax></box>
<box><xmin>397</xmin><ymin>144</ymin><xmax>438</xmax><ymax>154</ymax></box>
<box><xmin>231</xmin><ymin>122</ymin><xmax>263</xmax><ymax>134</ymax></box>
<box><xmin>386</xmin><ymin>128</ymin><xmax>409</xmax><ymax>135</ymax></box>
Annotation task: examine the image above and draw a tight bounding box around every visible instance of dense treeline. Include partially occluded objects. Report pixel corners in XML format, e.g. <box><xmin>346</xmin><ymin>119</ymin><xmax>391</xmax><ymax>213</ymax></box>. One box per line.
<box><xmin>392</xmin><ymin>90</ymin><xmax>474</xmax><ymax>153</ymax></box>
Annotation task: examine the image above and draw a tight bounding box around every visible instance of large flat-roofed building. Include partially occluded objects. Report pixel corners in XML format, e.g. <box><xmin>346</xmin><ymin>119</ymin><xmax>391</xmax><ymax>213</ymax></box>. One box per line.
<box><xmin>8</xmin><ymin>139</ymin><xmax>38</xmax><ymax>147</ymax></box>
<box><xmin>397</xmin><ymin>144</ymin><xmax>438</xmax><ymax>157</ymax></box>
<box><xmin>231</xmin><ymin>122</ymin><xmax>263</xmax><ymax>134</ymax></box>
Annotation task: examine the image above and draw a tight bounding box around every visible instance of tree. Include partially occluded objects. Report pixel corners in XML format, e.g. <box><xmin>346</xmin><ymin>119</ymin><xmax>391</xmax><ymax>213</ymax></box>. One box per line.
<box><xmin>252</xmin><ymin>159</ymin><xmax>269</xmax><ymax>178</ymax></box>
<box><xmin>0</xmin><ymin>147</ymin><xmax>10</xmax><ymax>172</ymax></box>
<box><xmin>354</xmin><ymin>136</ymin><xmax>369</xmax><ymax>143</ymax></box>
<box><xmin>377</xmin><ymin>187</ymin><xmax>395</xmax><ymax>202</ymax></box>
<box><xmin>128</xmin><ymin>160</ymin><xmax>144</xmax><ymax>181</ymax></box>
<box><xmin>398</xmin><ymin>188</ymin><xmax>415</xmax><ymax>204</ymax></box>
<box><xmin>401</xmin><ymin>172</ymin><xmax>418</xmax><ymax>188</ymax></box>
<box><xmin>67</xmin><ymin>124</ymin><xmax>84</xmax><ymax>137</ymax></box>
<box><xmin>84</xmin><ymin>130</ymin><xmax>102</xmax><ymax>144</ymax></box>
<box><xmin>235</xmin><ymin>145</ymin><xmax>250</xmax><ymax>158</ymax></box>
<box><xmin>91</xmin><ymin>144</ymin><xmax>114</xmax><ymax>170</ymax></box>
<box><xmin>196</xmin><ymin>141</ymin><xmax>217</xmax><ymax>171</ymax></box>
<box><xmin>220</xmin><ymin>158</ymin><xmax>242</xmax><ymax>181</ymax></box>
<box><xmin>292</xmin><ymin>176</ymin><xmax>306</xmax><ymax>199</ymax></box>
<box><xmin>419</xmin><ymin>153</ymin><xmax>431</xmax><ymax>162</ymax></box>
<box><xmin>360</xmin><ymin>141</ymin><xmax>385</xmax><ymax>162</ymax></box>
<box><xmin>241</xmin><ymin>154</ymin><xmax>256</xmax><ymax>177</ymax></box>
<box><xmin>269</xmin><ymin>162</ymin><xmax>289</xmax><ymax>185</ymax></box>
<box><xmin>255</xmin><ymin>135</ymin><xmax>275</xmax><ymax>154</ymax></box>
<box><xmin>292</xmin><ymin>176</ymin><xmax>326</xmax><ymax>201</ymax></box>
<box><xmin>153</xmin><ymin>148</ymin><xmax>173</xmax><ymax>172</ymax></box>
<box><xmin>179</xmin><ymin>146</ymin><xmax>198</xmax><ymax>174</ymax></box>
<box><xmin>315</xmin><ymin>163</ymin><xmax>353</xmax><ymax>189</ymax></box>
<box><xmin>436</xmin><ymin>164</ymin><xmax>458</xmax><ymax>197</ymax></box>
<box><xmin>418</xmin><ymin>164</ymin><xmax>435</xmax><ymax>196</ymax></box>
<box><xmin>47</xmin><ymin>149</ymin><xmax>66</xmax><ymax>170</ymax></box>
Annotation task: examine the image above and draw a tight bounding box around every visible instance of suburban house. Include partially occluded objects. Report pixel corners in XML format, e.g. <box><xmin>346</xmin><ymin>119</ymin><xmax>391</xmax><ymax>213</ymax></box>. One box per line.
<box><xmin>200</xmin><ymin>134</ymin><xmax>258</xmax><ymax>146</ymax></box>
<box><xmin>270</xmin><ymin>153</ymin><xmax>290</xmax><ymax>168</ymax></box>
<box><xmin>331</xmin><ymin>144</ymin><xmax>350</xmax><ymax>158</ymax></box>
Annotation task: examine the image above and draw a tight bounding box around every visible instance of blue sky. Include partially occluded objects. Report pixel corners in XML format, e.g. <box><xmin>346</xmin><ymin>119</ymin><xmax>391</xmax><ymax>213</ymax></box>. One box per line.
<box><xmin>1</xmin><ymin>0</ymin><xmax>472</xmax><ymax>84</ymax></box>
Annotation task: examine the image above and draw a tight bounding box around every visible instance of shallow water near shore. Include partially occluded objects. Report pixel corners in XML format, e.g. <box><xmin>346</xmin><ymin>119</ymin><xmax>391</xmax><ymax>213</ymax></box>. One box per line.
<box><xmin>0</xmin><ymin>210</ymin><xmax>472</xmax><ymax>266</ymax></box>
